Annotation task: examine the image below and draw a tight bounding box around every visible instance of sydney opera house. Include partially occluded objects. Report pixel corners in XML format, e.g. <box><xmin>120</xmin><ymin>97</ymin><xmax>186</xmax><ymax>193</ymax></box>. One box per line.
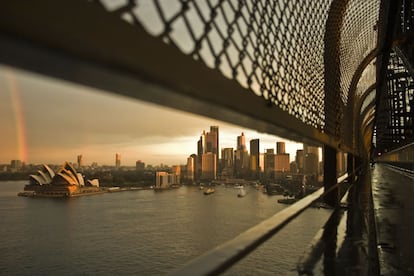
<box><xmin>23</xmin><ymin>162</ymin><xmax>101</xmax><ymax>197</ymax></box>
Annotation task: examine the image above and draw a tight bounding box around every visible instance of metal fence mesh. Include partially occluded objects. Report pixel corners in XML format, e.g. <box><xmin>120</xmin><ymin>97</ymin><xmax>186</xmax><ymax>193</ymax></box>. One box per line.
<box><xmin>376</xmin><ymin>50</ymin><xmax>414</xmax><ymax>152</ymax></box>
<box><xmin>338</xmin><ymin>0</ymin><xmax>379</xmax><ymax>105</ymax></box>
<box><xmin>92</xmin><ymin>0</ymin><xmax>380</xmax><ymax>147</ymax></box>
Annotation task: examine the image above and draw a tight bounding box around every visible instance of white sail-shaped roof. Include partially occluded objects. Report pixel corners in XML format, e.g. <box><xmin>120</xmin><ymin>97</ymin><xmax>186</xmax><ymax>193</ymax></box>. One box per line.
<box><xmin>52</xmin><ymin>162</ymin><xmax>81</xmax><ymax>186</ymax></box>
<box><xmin>41</xmin><ymin>164</ymin><xmax>55</xmax><ymax>182</ymax></box>
<box><xmin>76</xmin><ymin>173</ymin><xmax>85</xmax><ymax>186</ymax></box>
<box><xmin>87</xmin><ymin>179</ymin><xmax>100</xmax><ymax>187</ymax></box>
<box><xmin>37</xmin><ymin>170</ymin><xmax>49</xmax><ymax>184</ymax></box>
<box><xmin>53</xmin><ymin>172</ymin><xmax>79</xmax><ymax>186</ymax></box>
<box><xmin>29</xmin><ymin>174</ymin><xmax>46</xmax><ymax>185</ymax></box>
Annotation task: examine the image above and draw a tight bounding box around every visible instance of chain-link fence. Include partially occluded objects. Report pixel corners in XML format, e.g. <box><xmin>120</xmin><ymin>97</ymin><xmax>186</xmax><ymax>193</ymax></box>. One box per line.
<box><xmin>93</xmin><ymin>0</ymin><xmax>380</xmax><ymax>152</ymax></box>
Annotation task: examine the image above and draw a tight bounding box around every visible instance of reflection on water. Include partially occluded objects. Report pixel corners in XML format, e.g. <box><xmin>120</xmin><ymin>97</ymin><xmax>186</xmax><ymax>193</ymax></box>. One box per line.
<box><xmin>0</xmin><ymin>181</ymin><xmax>330</xmax><ymax>275</ymax></box>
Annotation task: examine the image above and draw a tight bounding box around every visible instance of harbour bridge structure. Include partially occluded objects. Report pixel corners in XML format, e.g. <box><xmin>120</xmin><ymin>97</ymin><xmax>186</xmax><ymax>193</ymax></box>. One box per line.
<box><xmin>1</xmin><ymin>0</ymin><xmax>413</xmax><ymax>274</ymax></box>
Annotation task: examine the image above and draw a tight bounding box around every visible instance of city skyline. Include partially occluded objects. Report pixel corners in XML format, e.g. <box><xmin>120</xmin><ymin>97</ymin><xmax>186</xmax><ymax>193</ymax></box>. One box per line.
<box><xmin>1</xmin><ymin>65</ymin><xmax>303</xmax><ymax>166</ymax></box>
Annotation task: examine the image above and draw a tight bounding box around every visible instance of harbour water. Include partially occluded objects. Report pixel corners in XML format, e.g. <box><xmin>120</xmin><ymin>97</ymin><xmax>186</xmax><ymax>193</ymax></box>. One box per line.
<box><xmin>0</xmin><ymin>181</ymin><xmax>331</xmax><ymax>275</ymax></box>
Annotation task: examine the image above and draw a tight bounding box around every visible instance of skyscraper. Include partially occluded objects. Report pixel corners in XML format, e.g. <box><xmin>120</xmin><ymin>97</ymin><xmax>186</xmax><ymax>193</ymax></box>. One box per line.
<box><xmin>276</xmin><ymin>142</ymin><xmax>286</xmax><ymax>154</ymax></box>
<box><xmin>275</xmin><ymin>153</ymin><xmax>290</xmax><ymax>172</ymax></box>
<box><xmin>237</xmin><ymin>132</ymin><xmax>246</xmax><ymax>150</ymax></box>
<box><xmin>197</xmin><ymin>132</ymin><xmax>205</xmax><ymax>178</ymax></box>
<box><xmin>77</xmin><ymin>154</ymin><xmax>83</xmax><ymax>168</ymax></box>
<box><xmin>250</xmin><ymin>139</ymin><xmax>260</xmax><ymax>177</ymax></box>
<box><xmin>235</xmin><ymin>132</ymin><xmax>249</xmax><ymax>177</ymax></box>
<box><xmin>115</xmin><ymin>153</ymin><xmax>121</xmax><ymax>168</ymax></box>
<box><xmin>186</xmin><ymin>155</ymin><xmax>195</xmax><ymax>183</ymax></box>
<box><xmin>296</xmin><ymin>149</ymin><xmax>304</xmax><ymax>173</ymax></box>
<box><xmin>221</xmin><ymin>147</ymin><xmax>234</xmax><ymax>178</ymax></box>
<box><xmin>171</xmin><ymin>165</ymin><xmax>181</xmax><ymax>176</ymax></box>
<box><xmin>209</xmin><ymin>126</ymin><xmax>219</xmax><ymax>165</ymax></box>
<box><xmin>201</xmin><ymin>152</ymin><xmax>216</xmax><ymax>180</ymax></box>
<box><xmin>264</xmin><ymin>149</ymin><xmax>275</xmax><ymax>178</ymax></box>
<box><xmin>303</xmin><ymin>145</ymin><xmax>319</xmax><ymax>176</ymax></box>
<box><xmin>221</xmin><ymin>148</ymin><xmax>234</xmax><ymax>168</ymax></box>
<box><xmin>197</xmin><ymin>126</ymin><xmax>219</xmax><ymax>180</ymax></box>
<box><xmin>275</xmin><ymin>141</ymin><xmax>289</xmax><ymax>174</ymax></box>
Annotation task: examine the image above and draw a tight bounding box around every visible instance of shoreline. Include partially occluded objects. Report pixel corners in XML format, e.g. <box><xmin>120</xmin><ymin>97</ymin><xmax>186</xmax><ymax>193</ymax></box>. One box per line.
<box><xmin>17</xmin><ymin>186</ymin><xmax>155</xmax><ymax>198</ymax></box>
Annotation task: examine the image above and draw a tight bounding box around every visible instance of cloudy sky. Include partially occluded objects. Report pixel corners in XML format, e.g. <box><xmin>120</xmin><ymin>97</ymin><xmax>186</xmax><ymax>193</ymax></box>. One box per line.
<box><xmin>0</xmin><ymin>65</ymin><xmax>303</xmax><ymax>166</ymax></box>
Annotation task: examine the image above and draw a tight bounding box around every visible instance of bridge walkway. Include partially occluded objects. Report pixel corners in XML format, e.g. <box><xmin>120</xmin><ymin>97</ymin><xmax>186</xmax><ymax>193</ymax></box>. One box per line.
<box><xmin>372</xmin><ymin>163</ymin><xmax>414</xmax><ymax>275</ymax></box>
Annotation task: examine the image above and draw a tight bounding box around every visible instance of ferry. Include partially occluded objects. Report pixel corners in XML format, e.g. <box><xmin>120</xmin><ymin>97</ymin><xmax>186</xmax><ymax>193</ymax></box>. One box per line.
<box><xmin>237</xmin><ymin>187</ymin><xmax>247</xmax><ymax>197</ymax></box>
<box><xmin>203</xmin><ymin>187</ymin><xmax>215</xmax><ymax>195</ymax></box>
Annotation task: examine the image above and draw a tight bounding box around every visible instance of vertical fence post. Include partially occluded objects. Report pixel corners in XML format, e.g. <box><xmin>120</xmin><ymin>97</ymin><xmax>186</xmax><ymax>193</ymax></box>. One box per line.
<box><xmin>324</xmin><ymin>145</ymin><xmax>338</xmax><ymax>206</ymax></box>
<box><xmin>347</xmin><ymin>153</ymin><xmax>355</xmax><ymax>182</ymax></box>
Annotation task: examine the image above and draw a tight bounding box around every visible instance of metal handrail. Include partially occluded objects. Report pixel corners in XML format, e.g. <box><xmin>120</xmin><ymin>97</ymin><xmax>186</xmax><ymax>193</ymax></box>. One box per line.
<box><xmin>170</xmin><ymin>173</ymin><xmax>351</xmax><ymax>276</ymax></box>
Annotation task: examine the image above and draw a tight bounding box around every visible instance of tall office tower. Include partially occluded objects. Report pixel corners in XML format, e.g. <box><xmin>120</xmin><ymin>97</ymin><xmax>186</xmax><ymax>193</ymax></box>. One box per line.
<box><xmin>197</xmin><ymin>127</ymin><xmax>219</xmax><ymax>180</ymax></box>
<box><xmin>275</xmin><ymin>153</ymin><xmax>290</xmax><ymax>172</ymax></box>
<box><xmin>186</xmin><ymin>155</ymin><xmax>195</xmax><ymax>183</ymax></box>
<box><xmin>77</xmin><ymin>155</ymin><xmax>83</xmax><ymax>168</ymax></box>
<box><xmin>209</xmin><ymin>126</ymin><xmax>219</xmax><ymax>165</ymax></box>
<box><xmin>304</xmin><ymin>145</ymin><xmax>319</xmax><ymax>156</ymax></box>
<box><xmin>205</xmin><ymin>131</ymin><xmax>215</xmax><ymax>152</ymax></box>
<box><xmin>303</xmin><ymin>145</ymin><xmax>319</xmax><ymax>176</ymax></box>
<box><xmin>296</xmin><ymin>149</ymin><xmax>304</xmax><ymax>173</ymax></box>
<box><xmin>290</xmin><ymin>161</ymin><xmax>298</xmax><ymax>174</ymax></box>
<box><xmin>221</xmin><ymin>147</ymin><xmax>234</xmax><ymax>178</ymax></box>
<box><xmin>275</xmin><ymin>142</ymin><xmax>289</xmax><ymax>174</ymax></box>
<box><xmin>221</xmin><ymin>148</ymin><xmax>234</xmax><ymax>168</ymax></box>
<box><xmin>190</xmin><ymin>153</ymin><xmax>198</xmax><ymax>181</ymax></box>
<box><xmin>201</xmin><ymin>152</ymin><xmax>216</xmax><ymax>180</ymax></box>
<box><xmin>264</xmin><ymin>149</ymin><xmax>275</xmax><ymax>178</ymax></box>
<box><xmin>115</xmin><ymin>153</ymin><xmax>121</xmax><ymax>168</ymax></box>
<box><xmin>136</xmin><ymin>160</ymin><xmax>145</xmax><ymax>171</ymax></box>
<box><xmin>250</xmin><ymin>139</ymin><xmax>260</xmax><ymax>176</ymax></box>
<box><xmin>276</xmin><ymin>142</ymin><xmax>286</xmax><ymax>154</ymax></box>
<box><xmin>235</xmin><ymin>149</ymin><xmax>250</xmax><ymax>177</ymax></box>
<box><xmin>235</xmin><ymin>133</ymin><xmax>249</xmax><ymax>177</ymax></box>
<box><xmin>237</xmin><ymin>132</ymin><xmax>246</xmax><ymax>150</ymax></box>
<box><xmin>197</xmin><ymin>132</ymin><xmax>205</xmax><ymax>179</ymax></box>
<box><xmin>180</xmin><ymin>164</ymin><xmax>187</xmax><ymax>183</ymax></box>
<box><xmin>171</xmin><ymin>165</ymin><xmax>181</xmax><ymax>176</ymax></box>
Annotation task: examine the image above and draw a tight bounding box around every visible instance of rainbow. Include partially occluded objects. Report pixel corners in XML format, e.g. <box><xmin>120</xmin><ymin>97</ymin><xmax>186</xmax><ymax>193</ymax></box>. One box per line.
<box><xmin>6</xmin><ymin>69</ymin><xmax>28</xmax><ymax>163</ymax></box>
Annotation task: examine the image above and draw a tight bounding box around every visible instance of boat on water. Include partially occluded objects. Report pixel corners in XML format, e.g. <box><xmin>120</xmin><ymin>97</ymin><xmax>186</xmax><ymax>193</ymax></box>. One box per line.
<box><xmin>237</xmin><ymin>187</ymin><xmax>247</xmax><ymax>197</ymax></box>
<box><xmin>265</xmin><ymin>183</ymin><xmax>284</xmax><ymax>195</ymax></box>
<box><xmin>17</xmin><ymin>191</ymin><xmax>36</xmax><ymax>197</ymax></box>
<box><xmin>277</xmin><ymin>198</ymin><xmax>297</xmax><ymax>204</ymax></box>
<box><xmin>203</xmin><ymin>187</ymin><xmax>215</xmax><ymax>195</ymax></box>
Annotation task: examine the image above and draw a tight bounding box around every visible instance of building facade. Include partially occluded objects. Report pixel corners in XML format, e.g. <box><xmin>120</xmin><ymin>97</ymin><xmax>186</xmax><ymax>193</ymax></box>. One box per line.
<box><xmin>201</xmin><ymin>152</ymin><xmax>216</xmax><ymax>180</ymax></box>
<box><xmin>275</xmin><ymin>154</ymin><xmax>290</xmax><ymax>172</ymax></box>
<box><xmin>136</xmin><ymin>160</ymin><xmax>145</xmax><ymax>171</ymax></box>
<box><xmin>303</xmin><ymin>145</ymin><xmax>319</xmax><ymax>176</ymax></box>
<box><xmin>264</xmin><ymin>149</ymin><xmax>275</xmax><ymax>178</ymax></box>
<box><xmin>250</xmin><ymin>139</ymin><xmax>260</xmax><ymax>177</ymax></box>
<box><xmin>186</xmin><ymin>155</ymin><xmax>195</xmax><ymax>183</ymax></box>
<box><xmin>115</xmin><ymin>153</ymin><xmax>121</xmax><ymax>168</ymax></box>
<box><xmin>276</xmin><ymin>142</ymin><xmax>286</xmax><ymax>154</ymax></box>
<box><xmin>155</xmin><ymin>171</ymin><xmax>180</xmax><ymax>188</ymax></box>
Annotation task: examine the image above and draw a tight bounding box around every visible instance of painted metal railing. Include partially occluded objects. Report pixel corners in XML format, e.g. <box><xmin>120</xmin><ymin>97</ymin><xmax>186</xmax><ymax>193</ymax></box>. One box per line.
<box><xmin>1</xmin><ymin>0</ymin><xmax>413</xmax><ymax>274</ymax></box>
<box><xmin>170</xmin><ymin>173</ymin><xmax>351</xmax><ymax>275</ymax></box>
<box><xmin>375</xmin><ymin>142</ymin><xmax>414</xmax><ymax>172</ymax></box>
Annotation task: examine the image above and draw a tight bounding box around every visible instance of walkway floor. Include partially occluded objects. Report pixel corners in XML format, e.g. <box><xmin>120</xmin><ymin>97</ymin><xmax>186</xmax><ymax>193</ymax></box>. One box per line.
<box><xmin>372</xmin><ymin>163</ymin><xmax>414</xmax><ymax>275</ymax></box>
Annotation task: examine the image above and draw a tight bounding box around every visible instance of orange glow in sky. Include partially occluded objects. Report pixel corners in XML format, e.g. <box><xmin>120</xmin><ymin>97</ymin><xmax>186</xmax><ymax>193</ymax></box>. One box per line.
<box><xmin>0</xmin><ymin>66</ymin><xmax>303</xmax><ymax>166</ymax></box>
